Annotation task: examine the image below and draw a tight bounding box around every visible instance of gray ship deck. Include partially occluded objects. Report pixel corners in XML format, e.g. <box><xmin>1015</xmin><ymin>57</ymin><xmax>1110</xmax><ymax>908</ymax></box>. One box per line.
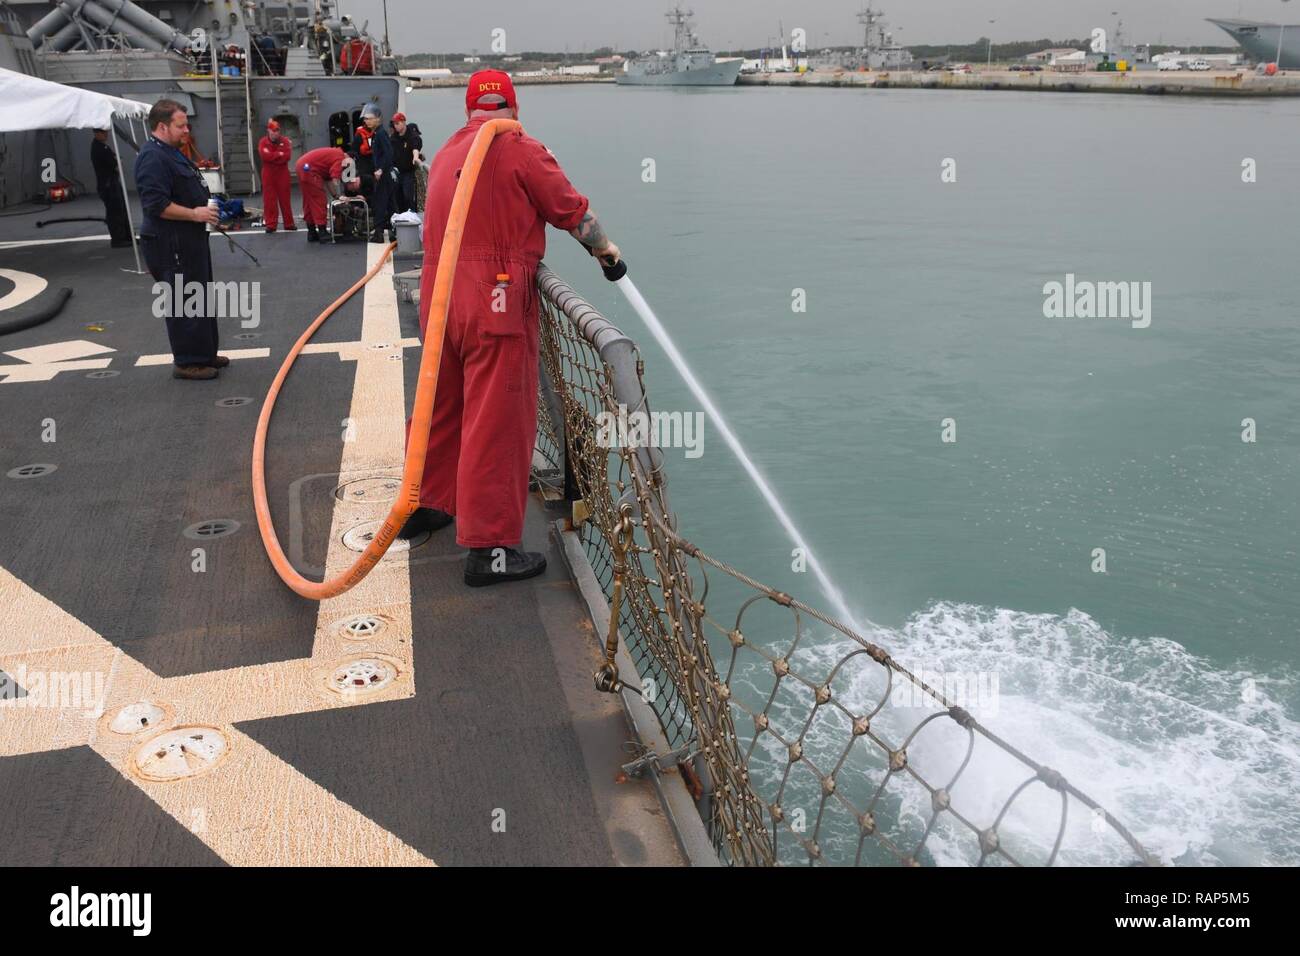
<box><xmin>0</xmin><ymin>194</ymin><xmax>685</xmax><ymax>866</ymax></box>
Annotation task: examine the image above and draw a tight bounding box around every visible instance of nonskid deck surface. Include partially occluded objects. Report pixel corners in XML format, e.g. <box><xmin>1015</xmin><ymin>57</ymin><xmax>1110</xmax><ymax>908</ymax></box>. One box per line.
<box><xmin>0</xmin><ymin>210</ymin><xmax>682</xmax><ymax>866</ymax></box>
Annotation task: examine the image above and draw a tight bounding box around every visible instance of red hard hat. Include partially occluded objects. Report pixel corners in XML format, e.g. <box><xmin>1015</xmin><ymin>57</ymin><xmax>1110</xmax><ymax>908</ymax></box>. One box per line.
<box><xmin>267</xmin><ymin>119</ymin><xmax>280</xmax><ymax>132</ymax></box>
<box><xmin>465</xmin><ymin>69</ymin><xmax>517</xmax><ymax>113</ymax></box>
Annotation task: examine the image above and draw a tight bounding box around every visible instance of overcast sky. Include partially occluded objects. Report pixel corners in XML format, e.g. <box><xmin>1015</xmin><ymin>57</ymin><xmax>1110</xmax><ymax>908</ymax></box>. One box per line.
<box><xmin>338</xmin><ymin>0</ymin><xmax>1294</xmax><ymax>54</ymax></box>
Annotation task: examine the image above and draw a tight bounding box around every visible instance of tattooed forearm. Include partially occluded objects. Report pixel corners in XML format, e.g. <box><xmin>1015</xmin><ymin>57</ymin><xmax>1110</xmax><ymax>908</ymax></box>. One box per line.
<box><xmin>570</xmin><ymin>210</ymin><xmax>609</xmax><ymax>250</ymax></box>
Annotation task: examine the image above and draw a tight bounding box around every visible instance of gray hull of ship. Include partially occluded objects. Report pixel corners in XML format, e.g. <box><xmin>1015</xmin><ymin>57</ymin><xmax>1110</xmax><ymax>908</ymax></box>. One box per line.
<box><xmin>617</xmin><ymin>59</ymin><xmax>742</xmax><ymax>86</ymax></box>
<box><xmin>1208</xmin><ymin>18</ymin><xmax>1300</xmax><ymax>68</ymax></box>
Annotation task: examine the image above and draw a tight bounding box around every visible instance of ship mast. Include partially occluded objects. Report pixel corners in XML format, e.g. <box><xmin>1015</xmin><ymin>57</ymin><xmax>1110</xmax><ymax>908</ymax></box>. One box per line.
<box><xmin>667</xmin><ymin>5</ymin><xmax>694</xmax><ymax>51</ymax></box>
<box><xmin>858</xmin><ymin>5</ymin><xmax>883</xmax><ymax>59</ymax></box>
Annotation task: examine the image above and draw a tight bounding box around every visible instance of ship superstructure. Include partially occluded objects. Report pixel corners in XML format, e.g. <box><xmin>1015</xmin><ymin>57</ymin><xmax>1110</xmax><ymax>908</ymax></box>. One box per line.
<box><xmin>1</xmin><ymin>0</ymin><xmax>400</xmax><ymax>206</ymax></box>
<box><xmin>856</xmin><ymin>5</ymin><xmax>912</xmax><ymax>70</ymax></box>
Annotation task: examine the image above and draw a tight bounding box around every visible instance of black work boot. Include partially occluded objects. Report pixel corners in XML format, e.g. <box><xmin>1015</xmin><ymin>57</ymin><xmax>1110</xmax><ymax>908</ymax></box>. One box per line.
<box><xmin>306</xmin><ymin>224</ymin><xmax>319</xmax><ymax>242</ymax></box>
<box><xmin>397</xmin><ymin>507</ymin><xmax>453</xmax><ymax>540</ymax></box>
<box><xmin>464</xmin><ymin>547</ymin><xmax>547</xmax><ymax>588</ymax></box>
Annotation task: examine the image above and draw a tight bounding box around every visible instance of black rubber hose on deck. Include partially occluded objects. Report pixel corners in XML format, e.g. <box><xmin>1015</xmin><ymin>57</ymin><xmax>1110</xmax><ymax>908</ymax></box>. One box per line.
<box><xmin>36</xmin><ymin>217</ymin><xmax>108</xmax><ymax>228</ymax></box>
<box><xmin>0</xmin><ymin>287</ymin><xmax>74</xmax><ymax>336</ymax></box>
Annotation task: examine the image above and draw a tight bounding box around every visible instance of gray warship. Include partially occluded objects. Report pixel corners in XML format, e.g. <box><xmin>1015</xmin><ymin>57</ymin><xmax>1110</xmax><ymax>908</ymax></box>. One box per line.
<box><xmin>855</xmin><ymin>5</ymin><xmax>913</xmax><ymax>70</ymax></box>
<box><xmin>807</xmin><ymin>5</ymin><xmax>914</xmax><ymax>73</ymax></box>
<box><xmin>1</xmin><ymin>0</ymin><xmax>400</xmax><ymax>206</ymax></box>
<box><xmin>617</xmin><ymin>6</ymin><xmax>741</xmax><ymax>86</ymax></box>
<box><xmin>1208</xmin><ymin>17</ymin><xmax>1300</xmax><ymax>69</ymax></box>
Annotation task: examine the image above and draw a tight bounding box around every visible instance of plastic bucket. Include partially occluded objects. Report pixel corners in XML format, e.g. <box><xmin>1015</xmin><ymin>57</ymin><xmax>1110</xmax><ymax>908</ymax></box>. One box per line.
<box><xmin>394</xmin><ymin>220</ymin><xmax>422</xmax><ymax>255</ymax></box>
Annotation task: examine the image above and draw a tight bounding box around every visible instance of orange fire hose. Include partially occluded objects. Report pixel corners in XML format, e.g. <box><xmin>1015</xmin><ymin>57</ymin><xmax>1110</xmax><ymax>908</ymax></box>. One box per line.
<box><xmin>252</xmin><ymin>118</ymin><xmax>522</xmax><ymax>599</ymax></box>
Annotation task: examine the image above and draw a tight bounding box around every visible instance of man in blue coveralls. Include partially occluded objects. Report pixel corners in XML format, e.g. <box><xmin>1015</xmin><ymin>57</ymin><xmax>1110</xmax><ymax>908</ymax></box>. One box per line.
<box><xmin>134</xmin><ymin>99</ymin><xmax>228</xmax><ymax>381</ymax></box>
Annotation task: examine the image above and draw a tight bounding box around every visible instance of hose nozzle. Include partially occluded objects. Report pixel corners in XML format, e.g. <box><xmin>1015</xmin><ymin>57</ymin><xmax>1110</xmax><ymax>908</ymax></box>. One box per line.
<box><xmin>587</xmin><ymin>243</ymin><xmax>627</xmax><ymax>281</ymax></box>
<box><xmin>600</xmin><ymin>257</ymin><xmax>627</xmax><ymax>282</ymax></box>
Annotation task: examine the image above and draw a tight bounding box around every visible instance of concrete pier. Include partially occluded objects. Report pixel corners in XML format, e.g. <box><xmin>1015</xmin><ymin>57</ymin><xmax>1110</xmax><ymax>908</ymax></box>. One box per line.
<box><xmin>739</xmin><ymin>68</ymin><xmax>1300</xmax><ymax>97</ymax></box>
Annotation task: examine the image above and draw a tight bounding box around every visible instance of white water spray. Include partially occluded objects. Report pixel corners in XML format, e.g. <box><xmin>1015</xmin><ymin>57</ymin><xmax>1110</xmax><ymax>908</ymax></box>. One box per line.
<box><xmin>611</xmin><ymin>274</ymin><xmax>859</xmax><ymax>628</ymax></box>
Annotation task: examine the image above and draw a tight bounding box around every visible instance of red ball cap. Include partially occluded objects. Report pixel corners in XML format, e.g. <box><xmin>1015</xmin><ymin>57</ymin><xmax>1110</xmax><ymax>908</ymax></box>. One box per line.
<box><xmin>391</xmin><ymin>111</ymin><xmax>406</xmax><ymax>123</ymax></box>
<box><xmin>465</xmin><ymin>69</ymin><xmax>517</xmax><ymax>113</ymax></box>
<box><xmin>266</xmin><ymin>118</ymin><xmax>280</xmax><ymax>132</ymax></box>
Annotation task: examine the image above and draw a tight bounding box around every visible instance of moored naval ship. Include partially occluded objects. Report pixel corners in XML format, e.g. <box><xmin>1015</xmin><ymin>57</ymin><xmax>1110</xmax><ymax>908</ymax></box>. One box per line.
<box><xmin>855</xmin><ymin>4</ymin><xmax>913</xmax><ymax>70</ymax></box>
<box><xmin>1208</xmin><ymin>17</ymin><xmax>1300</xmax><ymax>68</ymax></box>
<box><xmin>617</xmin><ymin>5</ymin><xmax>741</xmax><ymax>86</ymax></box>
<box><xmin>807</xmin><ymin>5</ymin><xmax>914</xmax><ymax>74</ymax></box>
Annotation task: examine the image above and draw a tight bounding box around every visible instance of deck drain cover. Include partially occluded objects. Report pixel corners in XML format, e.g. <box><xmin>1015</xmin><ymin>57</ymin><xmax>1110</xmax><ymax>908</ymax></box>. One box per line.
<box><xmin>107</xmin><ymin>700</ymin><xmax>173</xmax><ymax>735</ymax></box>
<box><xmin>368</xmin><ymin>342</ymin><xmax>390</xmax><ymax>350</ymax></box>
<box><xmin>234</xmin><ymin>332</ymin><xmax>261</xmax><ymax>340</ymax></box>
<box><xmin>342</xmin><ymin>520</ymin><xmax>428</xmax><ymax>552</ymax></box>
<box><xmin>216</xmin><ymin>396</ymin><xmax>253</xmax><ymax>407</ymax></box>
<box><xmin>335</xmin><ymin>613</ymin><xmax>392</xmax><ymax>641</ymax></box>
<box><xmin>86</xmin><ymin>370</ymin><xmax>119</xmax><ymax>379</ymax></box>
<box><xmin>334</xmin><ymin>476</ymin><xmax>401</xmax><ymax>503</ymax></box>
<box><xmin>131</xmin><ymin>725</ymin><xmax>230</xmax><ymax>782</ymax></box>
<box><xmin>387</xmin><ymin>353</ymin><xmax>404</xmax><ymax>361</ymax></box>
<box><xmin>183</xmin><ymin>518</ymin><xmax>241</xmax><ymax>540</ymax></box>
<box><xmin>7</xmin><ymin>463</ymin><xmax>56</xmax><ymax>479</ymax></box>
<box><xmin>322</xmin><ymin>655</ymin><xmax>401</xmax><ymax>698</ymax></box>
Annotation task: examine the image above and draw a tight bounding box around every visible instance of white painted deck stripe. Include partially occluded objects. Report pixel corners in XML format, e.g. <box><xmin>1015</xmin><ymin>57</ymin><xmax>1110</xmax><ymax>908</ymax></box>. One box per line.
<box><xmin>134</xmin><ymin>347</ymin><xmax>270</xmax><ymax>366</ymax></box>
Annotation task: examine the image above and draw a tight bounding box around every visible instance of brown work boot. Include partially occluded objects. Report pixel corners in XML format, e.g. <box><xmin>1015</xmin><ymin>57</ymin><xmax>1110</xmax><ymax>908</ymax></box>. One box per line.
<box><xmin>209</xmin><ymin>355</ymin><xmax>231</xmax><ymax>368</ymax></box>
<box><xmin>173</xmin><ymin>364</ymin><xmax>218</xmax><ymax>380</ymax></box>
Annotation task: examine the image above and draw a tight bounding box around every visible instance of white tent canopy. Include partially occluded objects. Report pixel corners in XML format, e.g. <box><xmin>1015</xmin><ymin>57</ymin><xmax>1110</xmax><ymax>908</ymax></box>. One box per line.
<box><xmin>0</xmin><ymin>66</ymin><xmax>151</xmax><ymax>271</ymax></box>
<box><xmin>0</xmin><ymin>66</ymin><xmax>150</xmax><ymax>131</ymax></box>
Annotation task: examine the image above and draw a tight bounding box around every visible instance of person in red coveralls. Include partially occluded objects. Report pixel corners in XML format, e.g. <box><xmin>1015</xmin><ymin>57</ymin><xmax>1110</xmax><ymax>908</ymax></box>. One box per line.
<box><xmin>257</xmin><ymin>119</ymin><xmax>295</xmax><ymax>233</ymax></box>
<box><xmin>293</xmin><ymin>145</ymin><xmax>358</xmax><ymax>243</ymax></box>
<box><xmin>399</xmin><ymin>69</ymin><xmax>621</xmax><ymax>588</ymax></box>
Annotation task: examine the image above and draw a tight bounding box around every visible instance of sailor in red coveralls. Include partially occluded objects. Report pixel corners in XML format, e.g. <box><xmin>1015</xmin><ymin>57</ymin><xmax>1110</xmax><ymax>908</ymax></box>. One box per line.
<box><xmin>257</xmin><ymin>119</ymin><xmax>295</xmax><ymax>232</ymax></box>
<box><xmin>293</xmin><ymin>146</ymin><xmax>358</xmax><ymax>243</ymax></box>
<box><xmin>399</xmin><ymin>70</ymin><xmax>621</xmax><ymax>587</ymax></box>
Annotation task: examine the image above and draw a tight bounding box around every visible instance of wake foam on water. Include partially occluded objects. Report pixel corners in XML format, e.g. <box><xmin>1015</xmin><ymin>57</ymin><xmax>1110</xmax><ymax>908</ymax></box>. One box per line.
<box><xmin>761</xmin><ymin>603</ymin><xmax>1299</xmax><ymax>866</ymax></box>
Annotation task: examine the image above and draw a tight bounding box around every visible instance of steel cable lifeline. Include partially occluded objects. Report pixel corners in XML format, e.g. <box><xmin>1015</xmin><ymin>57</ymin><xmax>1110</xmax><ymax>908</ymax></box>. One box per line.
<box><xmin>252</xmin><ymin>118</ymin><xmax>522</xmax><ymax>599</ymax></box>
